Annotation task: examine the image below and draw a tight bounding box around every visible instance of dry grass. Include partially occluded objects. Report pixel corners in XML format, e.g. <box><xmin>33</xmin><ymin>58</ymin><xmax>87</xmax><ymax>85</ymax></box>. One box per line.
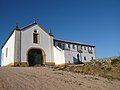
<box><xmin>54</xmin><ymin>56</ymin><xmax>120</xmax><ymax>81</ymax></box>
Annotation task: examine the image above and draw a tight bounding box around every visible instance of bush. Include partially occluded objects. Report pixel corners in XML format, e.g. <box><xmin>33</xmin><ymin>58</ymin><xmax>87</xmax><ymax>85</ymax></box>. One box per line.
<box><xmin>111</xmin><ymin>59</ymin><xmax>120</xmax><ymax>65</ymax></box>
<box><xmin>106</xmin><ymin>76</ymin><xmax>120</xmax><ymax>81</ymax></box>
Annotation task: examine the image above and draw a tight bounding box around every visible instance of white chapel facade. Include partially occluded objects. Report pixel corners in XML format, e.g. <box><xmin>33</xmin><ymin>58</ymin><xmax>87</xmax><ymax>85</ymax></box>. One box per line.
<box><xmin>1</xmin><ymin>22</ymin><xmax>96</xmax><ymax>66</ymax></box>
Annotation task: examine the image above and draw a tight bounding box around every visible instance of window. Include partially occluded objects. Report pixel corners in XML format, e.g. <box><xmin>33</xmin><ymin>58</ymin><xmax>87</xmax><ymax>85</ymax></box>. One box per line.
<box><xmin>58</xmin><ymin>43</ymin><xmax>61</xmax><ymax>48</ymax></box>
<box><xmin>68</xmin><ymin>44</ymin><xmax>70</xmax><ymax>48</ymax></box>
<box><xmin>73</xmin><ymin>44</ymin><xmax>75</xmax><ymax>49</ymax></box>
<box><xmin>88</xmin><ymin>47</ymin><xmax>89</xmax><ymax>52</ymax></box>
<box><xmin>81</xmin><ymin>46</ymin><xmax>82</xmax><ymax>50</ymax></box>
<box><xmin>77</xmin><ymin>45</ymin><xmax>80</xmax><ymax>51</ymax></box>
<box><xmin>88</xmin><ymin>47</ymin><xmax>93</xmax><ymax>54</ymax></box>
<box><xmin>33</xmin><ymin>30</ymin><xmax>39</xmax><ymax>44</ymax></box>
<box><xmin>63</xmin><ymin>43</ymin><xmax>66</xmax><ymax>49</ymax></box>
<box><xmin>6</xmin><ymin>48</ymin><xmax>8</xmax><ymax>57</ymax></box>
<box><xmin>84</xmin><ymin>46</ymin><xmax>86</xmax><ymax>50</ymax></box>
<box><xmin>84</xmin><ymin>56</ymin><xmax>86</xmax><ymax>61</ymax></box>
<box><xmin>77</xmin><ymin>45</ymin><xmax>78</xmax><ymax>51</ymax></box>
<box><xmin>91</xmin><ymin>47</ymin><xmax>92</xmax><ymax>51</ymax></box>
<box><xmin>91</xmin><ymin>57</ymin><xmax>93</xmax><ymax>60</ymax></box>
<box><xmin>89</xmin><ymin>47</ymin><xmax>92</xmax><ymax>51</ymax></box>
<box><xmin>77</xmin><ymin>54</ymin><xmax>79</xmax><ymax>60</ymax></box>
<box><xmin>34</xmin><ymin>29</ymin><xmax>37</xmax><ymax>33</ymax></box>
<box><xmin>33</xmin><ymin>33</ymin><xmax>38</xmax><ymax>43</ymax></box>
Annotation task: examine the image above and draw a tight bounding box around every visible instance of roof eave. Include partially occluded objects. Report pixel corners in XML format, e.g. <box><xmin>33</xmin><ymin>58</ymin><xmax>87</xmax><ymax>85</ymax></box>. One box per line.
<box><xmin>54</xmin><ymin>39</ymin><xmax>95</xmax><ymax>47</ymax></box>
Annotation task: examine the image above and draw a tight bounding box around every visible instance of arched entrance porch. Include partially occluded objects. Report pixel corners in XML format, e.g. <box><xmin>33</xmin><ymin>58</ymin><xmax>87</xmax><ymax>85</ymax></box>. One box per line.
<box><xmin>27</xmin><ymin>48</ymin><xmax>46</xmax><ymax>66</ymax></box>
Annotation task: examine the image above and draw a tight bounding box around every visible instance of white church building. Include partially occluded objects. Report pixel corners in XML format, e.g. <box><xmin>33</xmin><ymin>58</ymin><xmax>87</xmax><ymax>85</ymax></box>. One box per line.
<box><xmin>1</xmin><ymin>22</ymin><xmax>96</xmax><ymax>66</ymax></box>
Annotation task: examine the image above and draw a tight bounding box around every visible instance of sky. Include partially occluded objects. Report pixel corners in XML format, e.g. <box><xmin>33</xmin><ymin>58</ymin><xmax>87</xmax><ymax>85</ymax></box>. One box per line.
<box><xmin>0</xmin><ymin>0</ymin><xmax>120</xmax><ymax>63</ymax></box>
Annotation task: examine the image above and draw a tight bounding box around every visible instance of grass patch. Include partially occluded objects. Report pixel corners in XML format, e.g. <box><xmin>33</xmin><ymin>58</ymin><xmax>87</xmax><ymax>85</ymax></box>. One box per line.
<box><xmin>105</xmin><ymin>76</ymin><xmax>120</xmax><ymax>81</ymax></box>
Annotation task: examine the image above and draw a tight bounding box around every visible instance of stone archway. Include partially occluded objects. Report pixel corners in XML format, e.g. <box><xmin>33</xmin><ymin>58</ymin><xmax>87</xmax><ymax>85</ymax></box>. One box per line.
<box><xmin>27</xmin><ymin>48</ymin><xmax>46</xmax><ymax>66</ymax></box>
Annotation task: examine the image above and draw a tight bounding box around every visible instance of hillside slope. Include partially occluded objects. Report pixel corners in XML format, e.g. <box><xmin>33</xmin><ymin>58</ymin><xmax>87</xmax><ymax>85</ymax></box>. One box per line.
<box><xmin>59</xmin><ymin>56</ymin><xmax>120</xmax><ymax>80</ymax></box>
<box><xmin>0</xmin><ymin>67</ymin><xmax>120</xmax><ymax>90</ymax></box>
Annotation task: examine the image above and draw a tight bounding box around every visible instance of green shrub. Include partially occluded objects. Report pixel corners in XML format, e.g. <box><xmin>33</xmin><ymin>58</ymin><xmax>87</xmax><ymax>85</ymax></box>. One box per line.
<box><xmin>106</xmin><ymin>76</ymin><xmax>120</xmax><ymax>81</ymax></box>
<box><xmin>111</xmin><ymin>59</ymin><xmax>120</xmax><ymax>65</ymax></box>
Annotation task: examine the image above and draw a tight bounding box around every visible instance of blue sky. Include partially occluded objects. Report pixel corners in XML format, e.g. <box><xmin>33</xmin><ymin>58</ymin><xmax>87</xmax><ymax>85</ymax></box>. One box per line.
<box><xmin>0</xmin><ymin>0</ymin><xmax>120</xmax><ymax>62</ymax></box>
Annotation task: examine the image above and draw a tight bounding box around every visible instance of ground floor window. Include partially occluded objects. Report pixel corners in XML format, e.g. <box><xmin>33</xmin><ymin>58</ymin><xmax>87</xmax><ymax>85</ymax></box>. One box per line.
<box><xmin>6</xmin><ymin>48</ymin><xmax>8</xmax><ymax>57</ymax></box>
<box><xmin>91</xmin><ymin>57</ymin><xmax>93</xmax><ymax>60</ymax></box>
<box><xmin>84</xmin><ymin>56</ymin><xmax>86</xmax><ymax>61</ymax></box>
<box><xmin>77</xmin><ymin>54</ymin><xmax>79</xmax><ymax>60</ymax></box>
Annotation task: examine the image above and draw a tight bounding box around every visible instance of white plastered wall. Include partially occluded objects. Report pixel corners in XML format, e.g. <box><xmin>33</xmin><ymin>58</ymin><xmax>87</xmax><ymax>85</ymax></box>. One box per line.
<box><xmin>21</xmin><ymin>25</ymin><xmax>53</xmax><ymax>63</ymax></box>
<box><xmin>64</xmin><ymin>48</ymin><xmax>96</xmax><ymax>63</ymax></box>
<box><xmin>53</xmin><ymin>46</ymin><xmax>65</xmax><ymax>65</ymax></box>
<box><xmin>1</xmin><ymin>31</ymin><xmax>15</xmax><ymax>66</ymax></box>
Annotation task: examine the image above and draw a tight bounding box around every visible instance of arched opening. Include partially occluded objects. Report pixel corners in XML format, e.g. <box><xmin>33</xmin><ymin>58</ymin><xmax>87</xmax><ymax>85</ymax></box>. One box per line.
<box><xmin>77</xmin><ymin>54</ymin><xmax>80</xmax><ymax>63</ymax></box>
<box><xmin>27</xmin><ymin>48</ymin><xmax>45</xmax><ymax>66</ymax></box>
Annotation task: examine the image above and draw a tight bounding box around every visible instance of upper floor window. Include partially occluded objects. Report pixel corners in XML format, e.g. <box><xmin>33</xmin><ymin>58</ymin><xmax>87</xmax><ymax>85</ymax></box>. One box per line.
<box><xmin>58</xmin><ymin>43</ymin><xmax>61</xmax><ymax>48</ymax></box>
<box><xmin>77</xmin><ymin>45</ymin><xmax>78</xmax><ymax>50</ymax></box>
<box><xmin>68</xmin><ymin>44</ymin><xmax>70</xmax><ymax>48</ymax></box>
<box><xmin>88</xmin><ymin>47</ymin><xmax>93</xmax><ymax>54</ymax></box>
<box><xmin>77</xmin><ymin>45</ymin><xmax>80</xmax><ymax>51</ymax></box>
<box><xmin>81</xmin><ymin>46</ymin><xmax>82</xmax><ymax>50</ymax></box>
<box><xmin>33</xmin><ymin>30</ymin><xmax>39</xmax><ymax>44</ymax></box>
<box><xmin>73</xmin><ymin>44</ymin><xmax>75</xmax><ymax>49</ymax></box>
<box><xmin>91</xmin><ymin>47</ymin><xmax>92</xmax><ymax>50</ymax></box>
<box><xmin>87</xmin><ymin>47</ymin><xmax>90</xmax><ymax>52</ymax></box>
<box><xmin>34</xmin><ymin>29</ymin><xmax>37</xmax><ymax>33</ymax></box>
<box><xmin>63</xmin><ymin>43</ymin><xmax>66</xmax><ymax>49</ymax></box>
<box><xmin>77</xmin><ymin>45</ymin><xmax>82</xmax><ymax>51</ymax></box>
<box><xmin>84</xmin><ymin>46</ymin><xmax>86</xmax><ymax>50</ymax></box>
<box><xmin>88</xmin><ymin>47</ymin><xmax>92</xmax><ymax>51</ymax></box>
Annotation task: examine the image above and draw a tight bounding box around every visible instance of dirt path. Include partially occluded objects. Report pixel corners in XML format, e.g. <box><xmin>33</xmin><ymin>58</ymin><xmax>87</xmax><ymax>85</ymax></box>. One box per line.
<box><xmin>0</xmin><ymin>67</ymin><xmax>120</xmax><ymax>90</ymax></box>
